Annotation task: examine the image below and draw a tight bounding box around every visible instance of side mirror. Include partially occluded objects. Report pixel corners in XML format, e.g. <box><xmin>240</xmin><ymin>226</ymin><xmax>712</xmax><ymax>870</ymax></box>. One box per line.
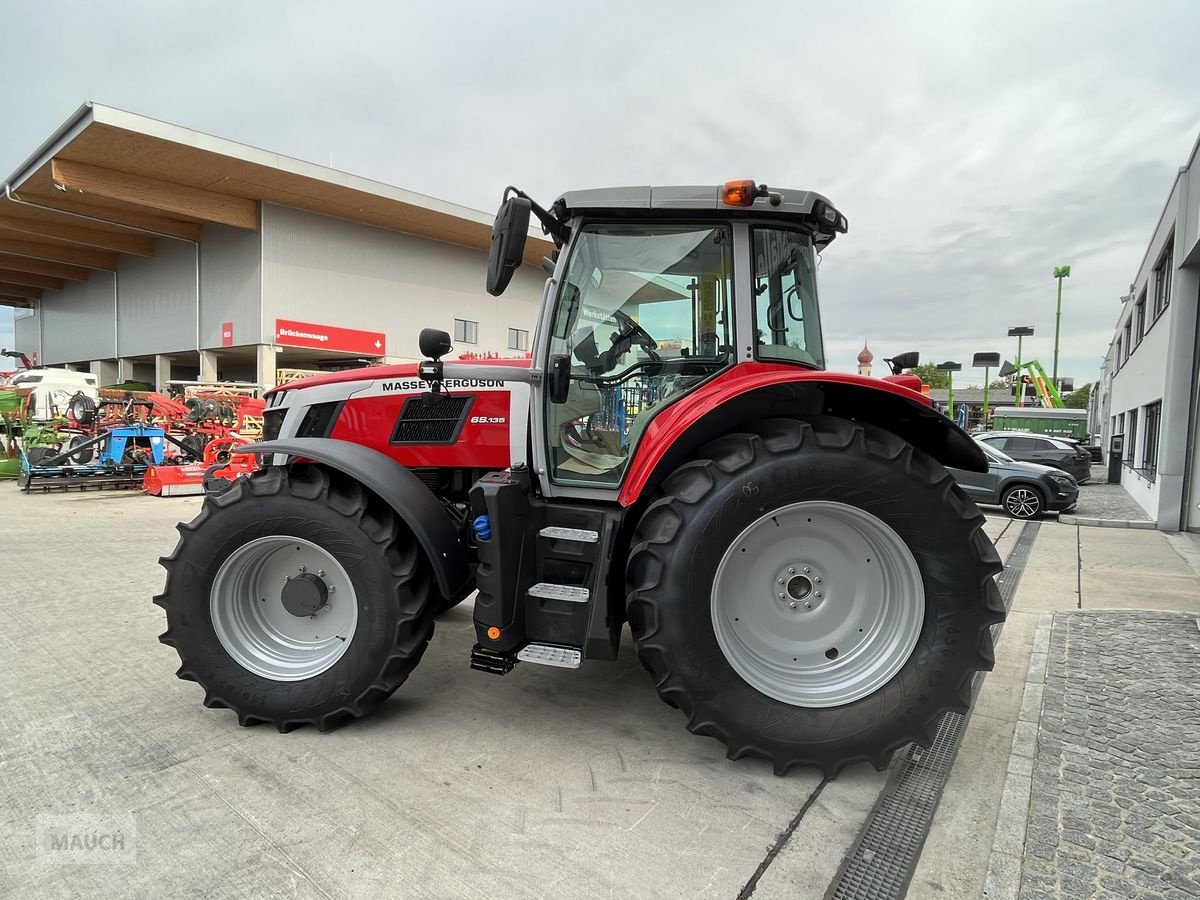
<box><xmin>486</xmin><ymin>195</ymin><xmax>531</xmax><ymax>297</ymax></box>
<box><xmin>419</xmin><ymin>328</ymin><xmax>453</xmax><ymax>360</ymax></box>
<box><xmin>884</xmin><ymin>350</ymin><xmax>920</xmax><ymax>375</ymax></box>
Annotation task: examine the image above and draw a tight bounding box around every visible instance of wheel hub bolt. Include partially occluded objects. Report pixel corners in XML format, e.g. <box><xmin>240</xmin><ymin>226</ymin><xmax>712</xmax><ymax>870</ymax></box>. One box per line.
<box><xmin>788</xmin><ymin>567</ymin><xmax>796</xmax><ymax>575</ymax></box>
<box><xmin>816</xmin><ymin>591</ymin><xmax>823</xmax><ymax>599</ymax></box>
<box><xmin>814</xmin><ymin>576</ymin><xmax>822</xmax><ymax>584</ymax></box>
<box><xmin>778</xmin><ymin>592</ymin><xmax>785</xmax><ymax>600</ymax></box>
<box><xmin>804</xmin><ymin>601</ymin><xmax>812</xmax><ymax>609</ymax></box>
<box><xmin>789</xmin><ymin>601</ymin><xmax>797</xmax><ymax>609</ymax></box>
<box><xmin>298</xmin><ymin>565</ymin><xmax>307</xmax><ymax>573</ymax></box>
<box><xmin>803</xmin><ymin>566</ymin><xmax>811</xmax><ymax>574</ymax></box>
<box><xmin>317</xmin><ymin>570</ymin><xmax>326</xmax><ymax>578</ymax></box>
<box><xmin>777</xmin><ymin>577</ymin><xmax>785</xmax><ymax>585</ymax></box>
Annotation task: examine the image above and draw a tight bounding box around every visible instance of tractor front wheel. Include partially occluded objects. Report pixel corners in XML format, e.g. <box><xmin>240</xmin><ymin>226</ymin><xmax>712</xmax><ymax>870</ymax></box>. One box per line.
<box><xmin>626</xmin><ymin>416</ymin><xmax>1004</xmax><ymax>776</ymax></box>
<box><xmin>156</xmin><ymin>465</ymin><xmax>437</xmax><ymax>732</ymax></box>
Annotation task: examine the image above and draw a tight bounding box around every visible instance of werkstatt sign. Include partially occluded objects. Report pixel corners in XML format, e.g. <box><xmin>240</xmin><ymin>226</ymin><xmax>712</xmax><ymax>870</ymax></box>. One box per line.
<box><xmin>274</xmin><ymin>319</ymin><xmax>387</xmax><ymax>355</ymax></box>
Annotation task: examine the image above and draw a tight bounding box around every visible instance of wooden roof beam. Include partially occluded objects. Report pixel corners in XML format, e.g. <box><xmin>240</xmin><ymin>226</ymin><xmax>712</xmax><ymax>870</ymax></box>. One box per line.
<box><xmin>20</xmin><ymin>192</ymin><xmax>203</xmax><ymax>242</ymax></box>
<box><xmin>0</xmin><ymin>268</ymin><xmax>64</xmax><ymax>291</ymax></box>
<box><xmin>51</xmin><ymin>159</ymin><xmax>259</xmax><ymax>231</ymax></box>
<box><xmin>0</xmin><ymin>252</ymin><xmax>89</xmax><ymax>281</ymax></box>
<box><xmin>0</xmin><ymin>296</ymin><xmax>34</xmax><ymax>308</ymax></box>
<box><xmin>0</xmin><ymin>215</ymin><xmax>155</xmax><ymax>256</ymax></box>
<box><xmin>0</xmin><ymin>237</ymin><xmax>119</xmax><ymax>270</ymax></box>
<box><xmin>0</xmin><ymin>282</ymin><xmax>41</xmax><ymax>300</ymax></box>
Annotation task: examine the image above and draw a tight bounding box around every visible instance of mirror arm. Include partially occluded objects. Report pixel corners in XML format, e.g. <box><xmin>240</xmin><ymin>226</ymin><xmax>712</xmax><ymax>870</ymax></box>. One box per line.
<box><xmin>505</xmin><ymin>186</ymin><xmax>570</xmax><ymax>246</ymax></box>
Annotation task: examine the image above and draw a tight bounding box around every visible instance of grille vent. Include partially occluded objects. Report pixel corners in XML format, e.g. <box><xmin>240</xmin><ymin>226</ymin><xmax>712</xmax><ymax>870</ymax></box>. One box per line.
<box><xmin>391</xmin><ymin>395</ymin><xmax>472</xmax><ymax>444</ymax></box>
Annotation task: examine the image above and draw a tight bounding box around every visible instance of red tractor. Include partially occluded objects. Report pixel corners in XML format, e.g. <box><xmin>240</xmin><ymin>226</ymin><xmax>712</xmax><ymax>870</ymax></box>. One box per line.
<box><xmin>157</xmin><ymin>182</ymin><xmax>1002</xmax><ymax>775</ymax></box>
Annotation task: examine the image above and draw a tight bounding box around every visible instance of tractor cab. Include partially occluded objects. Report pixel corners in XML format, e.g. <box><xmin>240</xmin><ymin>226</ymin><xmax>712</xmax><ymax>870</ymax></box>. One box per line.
<box><xmin>483</xmin><ymin>181</ymin><xmax>845</xmax><ymax>491</ymax></box>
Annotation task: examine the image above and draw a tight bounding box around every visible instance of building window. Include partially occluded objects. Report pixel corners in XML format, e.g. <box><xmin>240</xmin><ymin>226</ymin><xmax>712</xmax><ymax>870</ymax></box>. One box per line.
<box><xmin>1135</xmin><ymin>291</ymin><xmax>1146</xmax><ymax>344</ymax></box>
<box><xmin>1142</xmin><ymin>401</ymin><xmax>1161</xmax><ymax>479</ymax></box>
<box><xmin>1122</xmin><ymin>319</ymin><xmax>1132</xmax><ymax>362</ymax></box>
<box><xmin>1115</xmin><ymin>337</ymin><xmax>1122</xmax><ymax>369</ymax></box>
<box><xmin>453</xmin><ymin>318</ymin><xmax>478</xmax><ymax>344</ymax></box>
<box><xmin>1153</xmin><ymin>236</ymin><xmax>1173</xmax><ymax>319</ymax></box>
<box><xmin>507</xmin><ymin>328</ymin><xmax>529</xmax><ymax>351</ymax></box>
<box><xmin>1125</xmin><ymin>408</ymin><xmax>1138</xmax><ymax>466</ymax></box>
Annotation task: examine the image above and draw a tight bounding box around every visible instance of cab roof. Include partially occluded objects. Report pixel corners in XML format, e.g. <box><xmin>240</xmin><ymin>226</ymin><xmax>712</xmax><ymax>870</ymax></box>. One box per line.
<box><xmin>553</xmin><ymin>184</ymin><xmax>848</xmax><ymax>246</ymax></box>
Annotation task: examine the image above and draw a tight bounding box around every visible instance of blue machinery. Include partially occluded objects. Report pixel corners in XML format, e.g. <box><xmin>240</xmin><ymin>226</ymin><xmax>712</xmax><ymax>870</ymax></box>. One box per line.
<box><xmin>19</xmin><ymin>425</ymin><xmax>169</xmax><ymax>493</ymax></box>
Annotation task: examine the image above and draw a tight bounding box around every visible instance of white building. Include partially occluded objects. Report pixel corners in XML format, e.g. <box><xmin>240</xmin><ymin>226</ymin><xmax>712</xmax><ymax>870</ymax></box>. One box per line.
<box><xmin>1096</xmin><ymin>131</ymin><xmax>1200</xmax><ymax>532</ymax></box>
<box><xmin>1</xmin><ymin>103</ymin><xmax>552</xmax><ymax>388</ymax></box>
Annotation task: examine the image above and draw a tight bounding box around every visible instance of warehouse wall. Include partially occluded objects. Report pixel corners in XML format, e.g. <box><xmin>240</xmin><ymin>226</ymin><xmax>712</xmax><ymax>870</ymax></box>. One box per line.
<box><xmin>37</xmin><ymin>272</ymin><xmax>118</xmax><ymax>364</ymax></box>
<box><xmin>116</xmin><ymin>237</ymin><xmax>197</xmax><ymax>357</ymax></box>
<box><xmin>200</xmin><ymin>222</ymin><xmax>262</xmax><ymax>348</ymax></box>
<box><xmin>260</xmin><ymin>204</ymin><xmax>545</xmax><ymax>360</ymax></box>
<box><xmin>13</xmin><ymin>308</ymin><xmax>38</xmax><ymax>360</ymax></box>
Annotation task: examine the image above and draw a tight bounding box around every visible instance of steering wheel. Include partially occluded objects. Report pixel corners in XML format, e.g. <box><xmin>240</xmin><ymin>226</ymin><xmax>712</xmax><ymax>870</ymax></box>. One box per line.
<box><xmin>611</xmin><ymin>309</ymin><xmax>661</xmax><ymax>362</ymax></box>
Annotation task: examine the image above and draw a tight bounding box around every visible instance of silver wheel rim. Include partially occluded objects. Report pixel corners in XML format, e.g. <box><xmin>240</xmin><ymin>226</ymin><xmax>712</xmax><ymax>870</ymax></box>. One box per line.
<box><xmin>710</xmin><ymin>500</ymin><xmax>925</xmax><ymax>708</ymax></box>
<box><xmin>1005</xmin><ymin>488</ymin><xmax>1040</xmax><ymax>518</ymax></box>
<box><xmin>210</xmin><ymin>536</ymin><xmax>358</xmax><ymax>681</ymax></box>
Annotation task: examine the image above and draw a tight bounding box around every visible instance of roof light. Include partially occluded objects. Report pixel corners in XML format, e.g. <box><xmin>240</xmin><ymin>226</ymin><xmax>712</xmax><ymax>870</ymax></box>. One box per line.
<box><xmin>722</xmin><ymin>180</ymin><xmax>758</xmax><ymax>206</ymax></box>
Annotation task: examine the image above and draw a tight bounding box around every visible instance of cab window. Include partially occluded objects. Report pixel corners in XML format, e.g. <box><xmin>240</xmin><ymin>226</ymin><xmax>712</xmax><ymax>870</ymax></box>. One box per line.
<box><xmin>546</xmin><ymin>223</ymin><xmax>734</xmax><ymax>486</ymax></box>
<box><xmin>752</xmin><ymin>228</ymin><xmax>824</xmax><ymax>367</ymax></box>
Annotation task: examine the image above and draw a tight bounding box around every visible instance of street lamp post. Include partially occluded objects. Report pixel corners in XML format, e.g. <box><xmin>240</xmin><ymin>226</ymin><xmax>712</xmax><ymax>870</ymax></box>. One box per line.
<box><xmin>1052</xmin><ymin>265</ymin><xmax>1071</xmax><ymax>384</ymax></box>
<box><xmin>1008</xmin><ymin>326</ymin><xmax>1035</xmax><ymax>407</ymax></box>
<box><xmin>973</xmin><ymin>352</ymin><xmax>1001</xmax><ymax>424</ymax></box>
<box><xmin>937</xmin><ymin>361</ymin><xmax>962</xmax><ymax>419</ymax></box>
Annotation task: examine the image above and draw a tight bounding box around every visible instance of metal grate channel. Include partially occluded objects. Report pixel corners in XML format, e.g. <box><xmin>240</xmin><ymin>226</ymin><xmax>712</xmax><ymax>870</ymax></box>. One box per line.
<box><xmin>824</xmin><ymin>521</ymin><xmax>1040</xmax><ymax>900</ymax></box>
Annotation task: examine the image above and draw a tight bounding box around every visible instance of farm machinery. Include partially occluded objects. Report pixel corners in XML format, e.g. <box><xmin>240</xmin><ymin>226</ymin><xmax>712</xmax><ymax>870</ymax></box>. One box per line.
<box><xmin>155</xmin><ymin>181</ymin><xmax>1002</xmax><ymax>776</ymax></box>
<box><xmin>11</xmin><ymin>382</ymin><xmax>264</xmax><ymax>493</ymax></box>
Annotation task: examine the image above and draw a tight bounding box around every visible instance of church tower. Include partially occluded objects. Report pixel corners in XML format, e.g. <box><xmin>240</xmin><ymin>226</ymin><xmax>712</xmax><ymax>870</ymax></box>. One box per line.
<box><xmin>857</xmin><ymin>342</ymin><xmax>873</xmax><ymax>377</ymax></box>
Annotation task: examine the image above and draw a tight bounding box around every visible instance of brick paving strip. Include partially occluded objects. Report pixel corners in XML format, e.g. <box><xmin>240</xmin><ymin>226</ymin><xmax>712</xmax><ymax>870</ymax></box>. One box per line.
<box><xmin>991</xmin><ymin>611</ymin><xmax>1200</xmax><ymax>899</ymax></box>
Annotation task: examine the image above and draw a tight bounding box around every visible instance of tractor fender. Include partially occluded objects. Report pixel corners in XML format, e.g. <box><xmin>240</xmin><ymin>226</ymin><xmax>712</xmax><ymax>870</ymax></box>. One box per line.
<box><xmin>239</xmin><ymin>438</ymin><xmax>472</xmax><ymax>601</ymax></box>
<box><xmin>619</xmin><ymin>366</ymin><xmax>988</xmax><ymax>506</ymax></box>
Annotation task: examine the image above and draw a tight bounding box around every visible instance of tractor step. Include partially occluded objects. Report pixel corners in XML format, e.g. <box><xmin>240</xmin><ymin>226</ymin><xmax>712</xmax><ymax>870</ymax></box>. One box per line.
<box><xmin>517</xmin><ymin>644</ymin><xmax>582</xmax><ymax>669</ymax></box>
<box><xmin>528</xmin><ymin>582</ymin><xmax>590</xmax><ymax>603</ymax></box>
<box><xmin>538</xmin><ymin>526</ymin><xmax>600</xmax><ymax>543</ymax></box>
<box><xmin>469</xmin><ymin>644</ymin><xmax>516</xmax><ymax>675</ymax></box>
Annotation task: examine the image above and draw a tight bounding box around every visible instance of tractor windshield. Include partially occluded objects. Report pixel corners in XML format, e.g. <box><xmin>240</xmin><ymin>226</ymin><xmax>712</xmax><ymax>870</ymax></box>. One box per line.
<box><xmin>546</xmin><ymin>223</ymin><xmax>734</xmax><ymax>485</ymax></box>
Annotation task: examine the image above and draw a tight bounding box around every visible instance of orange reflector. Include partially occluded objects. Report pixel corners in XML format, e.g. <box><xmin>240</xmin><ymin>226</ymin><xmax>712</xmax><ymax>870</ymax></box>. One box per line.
<box><xmin>486</xmin><ymin>626</ymin><xmax>501</xmax><ymax>640</ymax></box>
<box><xmin>722</xmin><ymin>180</ymin><xmax>757</xmax><ymax>206</ymax></box>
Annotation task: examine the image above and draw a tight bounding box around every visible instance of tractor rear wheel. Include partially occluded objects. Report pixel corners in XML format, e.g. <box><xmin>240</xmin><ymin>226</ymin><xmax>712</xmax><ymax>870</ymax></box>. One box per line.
<box><xmin>626</xmin><ymin>416</ymin><xmax>1004</xmax><ymax>776</ymax></box>
<box><xmin>156</xmin><ymin>465</ymin><xmax>437</xmax><ymax>732</ymax></box>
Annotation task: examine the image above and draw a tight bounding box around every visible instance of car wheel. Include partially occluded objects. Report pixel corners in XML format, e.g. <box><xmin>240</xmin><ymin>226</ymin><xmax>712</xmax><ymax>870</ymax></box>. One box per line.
<box><xmin>1001</xmin><ymin>484</ymin><xmax>1043</xmax><ymax>519</ymax></box>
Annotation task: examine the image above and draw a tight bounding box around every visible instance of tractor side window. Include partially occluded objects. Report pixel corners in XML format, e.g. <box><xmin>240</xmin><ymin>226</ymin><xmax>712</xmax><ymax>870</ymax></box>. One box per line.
<box><xmin>546</xmin><ymin>223</ymin><xmax>734</xmax><ymax>486</ymax></box>
<box><xmin>751</xmin><ymin>228</ymin><xmax>824</xmax><ymax>368</ymax></box>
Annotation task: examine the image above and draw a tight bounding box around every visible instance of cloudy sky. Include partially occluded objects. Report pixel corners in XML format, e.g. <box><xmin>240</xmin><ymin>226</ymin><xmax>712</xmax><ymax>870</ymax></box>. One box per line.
<box><xmin>2</xmin><ymin>0</ymin><xmax>1198</xmax><ymax>386</ymax></box>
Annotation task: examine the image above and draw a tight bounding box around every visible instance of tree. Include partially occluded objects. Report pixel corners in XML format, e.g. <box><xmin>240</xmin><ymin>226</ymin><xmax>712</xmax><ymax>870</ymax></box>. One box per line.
<box><xmin>989</xmin><ymin>379</ymin><xmax>1009</xmax><ymax>390</ymax></box>
<box><xmin>905</xmin><ymin>363</ymin><xmax>950</xmax><ymax>389</ymax></box>
<box><xmin>1064</xmin><ymin>383</ymin><xmax>1092</xmax><ymax>409</ymax></box>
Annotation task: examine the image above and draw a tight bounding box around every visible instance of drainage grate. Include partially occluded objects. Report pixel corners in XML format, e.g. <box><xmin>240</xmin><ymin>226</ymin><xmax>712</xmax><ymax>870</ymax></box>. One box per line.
<box><xmin>824</xmin><ymin>521</ymin><xmax>1040</xmax><ymax>900</ymax></box>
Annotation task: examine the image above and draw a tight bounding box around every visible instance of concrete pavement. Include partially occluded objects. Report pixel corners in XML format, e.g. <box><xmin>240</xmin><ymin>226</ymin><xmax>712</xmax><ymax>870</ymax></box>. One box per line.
<box><xmin>1</xmin><ymin>485</ymin><xmax>1196</xmax><ymax>899</ymax></box>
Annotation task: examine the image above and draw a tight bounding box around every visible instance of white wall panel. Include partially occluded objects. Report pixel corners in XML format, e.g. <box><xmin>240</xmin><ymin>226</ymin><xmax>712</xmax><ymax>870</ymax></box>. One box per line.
<box><xmin>40</xmin><ymin>273</ymin><xmax>117</xmax><ymax>364</ymax></box>
<box><xmin>261</xmin><ymin>204</ymin><xmax>544</xmax><ymax>361</ymax></box>
<box><xmin>117</xmin><ymin>238</ymin><xmax>196</xmax><ymax>357</ymax></box>
<box><xmin>200</xmin><ymin>222</ymin><xmax>262</xmax><ymax>348</ymax></box>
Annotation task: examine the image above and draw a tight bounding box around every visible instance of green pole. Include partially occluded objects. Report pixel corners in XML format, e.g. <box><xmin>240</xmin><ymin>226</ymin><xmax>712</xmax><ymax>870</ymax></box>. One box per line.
<box><xmin>982</xmin><ymin>366</ymin><xmax>990</xmax><ymax>422</ymax></box>
<box><xmin>1015</xmin><ymin>335</ymin><xmax>1024</xmax><ymax>408</ymax></box>
<box><xmin>1053</xmin><ymin>275</ymin><xmax>1063</xmax><ymax>384</ymax></box>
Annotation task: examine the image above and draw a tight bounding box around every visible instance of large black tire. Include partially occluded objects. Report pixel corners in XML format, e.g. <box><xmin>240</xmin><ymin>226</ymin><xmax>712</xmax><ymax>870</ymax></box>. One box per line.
<box><xmin>155</xmin><ymin>465</ymin><xmax>438</xmax><ymax>732</ymax></box>
<box><xmin>626</xmin><ymin>417</ymin><xmax>1004</xmax><ymax>776</ymax></box>
<box><xmin>66</xmin><ymin>433</ymin><xmax>94</xmax><ymax>465</ymax></box>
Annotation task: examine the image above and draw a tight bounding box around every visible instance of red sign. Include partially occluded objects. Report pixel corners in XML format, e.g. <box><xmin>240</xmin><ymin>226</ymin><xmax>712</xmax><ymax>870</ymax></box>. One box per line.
<box><xmin>221</xmin><ymin>322</ymin><xmax>234</xmax><ymax>347</ymax></box>
<box><xmin>274</xmin><ymin>319</ymin><xmax>387</xmax><ymax>356</ymax></box>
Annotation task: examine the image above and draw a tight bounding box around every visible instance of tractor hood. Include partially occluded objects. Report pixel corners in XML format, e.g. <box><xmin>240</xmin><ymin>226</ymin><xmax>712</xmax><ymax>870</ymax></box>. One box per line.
<box><xmin>265</xmin><ymin>357</ymin><xmax>534</xmax><ymax>397</ymax></box>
